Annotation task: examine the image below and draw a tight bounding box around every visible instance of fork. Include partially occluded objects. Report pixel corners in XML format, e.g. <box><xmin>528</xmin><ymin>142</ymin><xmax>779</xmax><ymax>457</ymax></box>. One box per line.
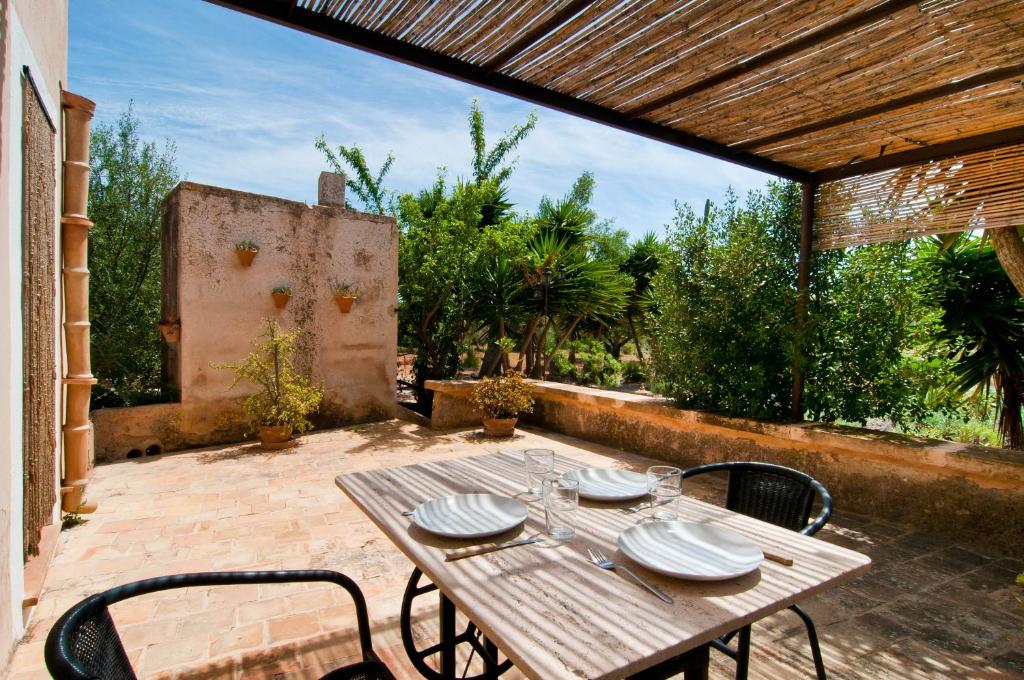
<box><xmin>586</xmin><ymin>546</ymin><xmax>673</xmax><ymax>604</ymax></box>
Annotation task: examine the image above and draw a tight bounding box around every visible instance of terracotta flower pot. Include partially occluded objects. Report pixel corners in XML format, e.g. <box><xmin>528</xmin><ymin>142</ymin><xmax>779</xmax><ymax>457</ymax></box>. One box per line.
<box><xmin>259</xmin><ymin>425</ymin><xmax>293</xmax><ymax>449</ymax></box>
<box><xmin>271</xmin><ymin>292</ymin><xmax>291</xmax><ymax>309</ymax></box>
<box><xmin>236</xmin><ymin>249</ymin><xmax>257</xmax><ymax>267</ymax></box>
<box><xmin>482</xmin><ymin>416</ymin><xmax>518</xmax><ymax>437</ymax></box>
<box><xmin>334</xmin><ymin>295</ymin><xmax>356</xmax><ymax>313</ymax></box>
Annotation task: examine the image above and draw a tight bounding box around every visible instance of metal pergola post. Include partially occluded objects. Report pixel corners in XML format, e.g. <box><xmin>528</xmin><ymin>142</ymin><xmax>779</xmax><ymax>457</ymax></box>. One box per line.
<box><xmin>791</xmin><ymin>182</ymin><xmax>816</xmax><ymax>421</ymax></box>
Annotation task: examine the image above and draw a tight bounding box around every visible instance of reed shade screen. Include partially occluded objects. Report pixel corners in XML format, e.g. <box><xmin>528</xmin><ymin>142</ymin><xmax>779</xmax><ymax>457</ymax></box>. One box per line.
<box><xmin>253</xmin><ymin>0</ymin><xmax>1024</xmax><ymax>176</ymax></box>
<box><xmin>813</xmin><ymin>142</ymin><xmax>1024</xmax><ymax>251</ymax></box>
<box><xmin>21</xmin><ymin>71</ymin><xmax>57</xmax><ymax>559</ymax></box>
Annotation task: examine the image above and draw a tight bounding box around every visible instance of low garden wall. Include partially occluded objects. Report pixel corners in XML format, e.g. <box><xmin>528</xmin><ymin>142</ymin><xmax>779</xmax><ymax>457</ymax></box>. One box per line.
<box><xmin>426</xmin><ymin>379</ymin><xmax>1024</xmax><ymax>553</ymax></box>
<box><xmin>91</xmin><ymin>400</ymin><xmax>245</xmax><ymax>461</ymax></box>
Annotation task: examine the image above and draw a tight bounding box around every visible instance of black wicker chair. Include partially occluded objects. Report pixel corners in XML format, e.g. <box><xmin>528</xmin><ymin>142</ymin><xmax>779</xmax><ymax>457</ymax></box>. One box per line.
<box><xmin>44</xmin><ymin>570</ymin><xmax>396</xmax><ymax>680</ymax></box>
<box><xmin>682</xmin><ymin>461</ymin><xmax>833</xmax><ymax>680</ymax></box>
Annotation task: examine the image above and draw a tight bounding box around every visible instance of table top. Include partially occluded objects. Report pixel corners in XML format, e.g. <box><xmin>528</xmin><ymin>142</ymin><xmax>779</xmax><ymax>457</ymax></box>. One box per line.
<box><xmin>335</xmin><ymin>451</ymin><xmax>871</xmax><ymax>680</ymax></box>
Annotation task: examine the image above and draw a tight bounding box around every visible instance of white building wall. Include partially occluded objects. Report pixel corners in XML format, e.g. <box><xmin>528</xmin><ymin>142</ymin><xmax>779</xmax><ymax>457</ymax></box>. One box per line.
<box><xmin>0</xmin><ymin>0</ymin><xmax>68</xmax><ymax>670</ymax></box>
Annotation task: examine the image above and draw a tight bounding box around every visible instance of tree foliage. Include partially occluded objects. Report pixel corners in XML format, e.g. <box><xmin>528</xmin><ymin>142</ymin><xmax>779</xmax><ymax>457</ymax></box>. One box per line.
<box><xmin>313</xmin><ymin>102</ymin><xmax>1022</xmax><ymax>449</ymax></box>
<box><xmin>468</xmin><ymin>99</ymin><xmax>537</xmax><ymax>186</ymax></box>
<box><xmin>650</xmin><ymin>181</ymin><xmax>926</xmax><ymax>424</ymax></box>
<box><xmin>650</xmin><ymin>184</ymin><xmax>801</xmax><ymax>419</ymax></box>
<box><xmin>314</xmin><ymin>135</ymin><xmax>394</xmax><ymax>214</ymax></box>
<box><xmin>918</xmin><ymin>234</ymin><xmax>1024</xmax><ymax>448</ymax></box>
<box><xmin>88</xmin><ymin>106</ymin><xmax>178</xmax><ymax>407</ymax></box>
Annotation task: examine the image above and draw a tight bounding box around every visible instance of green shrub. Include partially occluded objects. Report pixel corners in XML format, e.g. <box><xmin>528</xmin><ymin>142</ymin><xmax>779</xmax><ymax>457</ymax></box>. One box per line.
<box><xmin>471</xmin><ymin>372</ymin><xmax>534</xmax><ymax>418</ymax></box>
<box><xmin>576</xmin><ymin>345</ymin><xmax>623</xmax><ymax>387</ymax></box>
<box><xmin>650</xmin><ymin>185</ymin><xmax>800</xmax><ymax>419</ymax></box>
<box><xmin>650</xmin><ymin>182</ymin><xmax>925</xmax><ymax>424</ymax></box>
<box><xmin>901</xmin><ymin>411</ymin><xmax>1001</xmax><ymax>447</ymax></box>
<box><xmin>622</xmin><ymin>360</ymin><xmax>647</xmax><ymax>383</ymax></box>
<box><xmin>215</xmin><ymin>320</ymin><xmax>324</xmax><ymax>435</ymax></box>
<box><xmin>548</xmin><ymin>354</ymin><xmax>575</xmax><ymax>379</ymax></box>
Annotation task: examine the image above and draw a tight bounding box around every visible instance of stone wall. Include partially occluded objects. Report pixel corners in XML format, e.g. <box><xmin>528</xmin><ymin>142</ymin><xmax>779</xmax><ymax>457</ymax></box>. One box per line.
<box><xmin>426</xmin><ymin>379</ymin><xmax>1024</xmax><ymax>554</ymax></box>
<box><xmin>94</xmin><ymin>177</ymin><xmax>398</xmax><ymax>460</ymax></box>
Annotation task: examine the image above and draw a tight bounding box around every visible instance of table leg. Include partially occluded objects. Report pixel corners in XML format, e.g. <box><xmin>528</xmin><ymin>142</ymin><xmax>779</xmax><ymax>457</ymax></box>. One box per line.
<box><xmin>683</xmin><ymin>643</ymin><xmax>710</xmax><ymax>680</ymax></box>
<box><xmin>625</xmin><ymin>642</ymin><xmax>711</xmax><ymax>679</ymax></box>
<box><xmin>439</xmin><ymin>591</ymin><xmax>457</xmax><ymax>679</ymax></box>
<box><xmin>483</xmin><ymin>636</ymin><xmax>499</xmax><ymax>678</ymax></box>
<box><xmin>736</xmin><ymin>625</ymin><xmax>751</xmax><ymax>680</ymax></box>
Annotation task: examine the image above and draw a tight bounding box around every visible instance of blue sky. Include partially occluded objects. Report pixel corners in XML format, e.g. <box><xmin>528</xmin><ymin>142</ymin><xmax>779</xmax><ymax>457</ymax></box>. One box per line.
<box><xmin>69</xmin><ymin>0</ymin><xmax>774</xmax><ymax>239</ymax></box>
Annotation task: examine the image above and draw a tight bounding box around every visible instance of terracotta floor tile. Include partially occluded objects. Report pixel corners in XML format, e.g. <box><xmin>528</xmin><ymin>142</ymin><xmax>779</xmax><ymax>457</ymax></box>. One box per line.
<box><xmin>268</xmin><ymin>613</ymin><xmax>321</xmax><ymax>643</ymax></box>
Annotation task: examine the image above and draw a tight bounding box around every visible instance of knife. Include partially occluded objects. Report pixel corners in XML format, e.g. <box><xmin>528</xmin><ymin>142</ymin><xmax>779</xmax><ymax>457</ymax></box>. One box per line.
<box><xmin>445</xmin><ymin>537</ymin><xmax>542</xmax><ymax>561</ymax></box>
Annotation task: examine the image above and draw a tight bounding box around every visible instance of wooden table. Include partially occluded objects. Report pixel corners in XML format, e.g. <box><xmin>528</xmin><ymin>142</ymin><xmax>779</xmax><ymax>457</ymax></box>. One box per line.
<box><xmin>335</xmin><ymin>451</ymin><xmax>871</xmax><ymax>680</ymax></box>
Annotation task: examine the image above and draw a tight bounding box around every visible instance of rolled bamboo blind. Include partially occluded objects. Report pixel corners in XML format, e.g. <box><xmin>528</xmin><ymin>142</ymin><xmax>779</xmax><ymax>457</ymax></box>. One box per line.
<box><xmin>814</xmin><ymin>142</ymin><xmax>1024</xmax><ymax>251</ymax></box>
<box><xmin>282</xmin><ymin>0</ymin><xmax>1024</xmax><ymax>175</ymax></box>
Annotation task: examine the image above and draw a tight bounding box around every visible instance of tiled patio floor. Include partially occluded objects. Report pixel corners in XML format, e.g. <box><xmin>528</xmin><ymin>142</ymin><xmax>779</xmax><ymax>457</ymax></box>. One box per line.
<box><xmin>9</xmin><ymin>420</ymin><xmax>1023</xmax><ymax>679</ymax></box>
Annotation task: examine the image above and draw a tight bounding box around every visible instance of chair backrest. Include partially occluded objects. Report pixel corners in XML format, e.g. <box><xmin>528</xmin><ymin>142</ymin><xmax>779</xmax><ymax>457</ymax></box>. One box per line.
<box><xmin>45</xmin><ymin>595</ymin><xmax>136</xmax><ymax>680</ymax></box>
<box><xmin>46</xmin><ymin>570</ymin><xmax>376</xmax><ymax>680</ymax></box>
<box><xmin>682</xmin><ymin>461</ymin><xmax>832</xmax><ymax>535</ymax></box>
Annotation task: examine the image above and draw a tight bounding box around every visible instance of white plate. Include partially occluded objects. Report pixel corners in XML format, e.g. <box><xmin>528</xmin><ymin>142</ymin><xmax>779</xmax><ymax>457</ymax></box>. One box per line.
<box><xmin>618</xmin><ymin>521</ymin><xmax>764</xmax><ymax>580</ymax></box>
<box><xmin>411</xmin><ymin>494</ymin><xmax>528</xmax><ymax>539</ymax></box>
<box><xmin>563</xmin><ymin>468</ymin><xmax>649</xmax><ymax>501</ymax></box>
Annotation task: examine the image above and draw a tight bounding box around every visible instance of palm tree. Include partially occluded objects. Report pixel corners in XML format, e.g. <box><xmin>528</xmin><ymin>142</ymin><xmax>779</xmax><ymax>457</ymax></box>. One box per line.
<box><xmin>618</xmin><ymin>232</ymin><xmax>665</xmax><ymax>364</ymax></box>
<box><xmin>922</xmin><ymin>234</ymin><xmax>1024</xmax><ymax>448</ymax></box>
<box><xmin>515</xmin><ymin>231</ymin><xmax>630</xmax><ymax>377</ymax></box>
<box><xmin>471</xmin><ymin>255</ymin><xmax>529</xmax><ymax>376</ymax></box>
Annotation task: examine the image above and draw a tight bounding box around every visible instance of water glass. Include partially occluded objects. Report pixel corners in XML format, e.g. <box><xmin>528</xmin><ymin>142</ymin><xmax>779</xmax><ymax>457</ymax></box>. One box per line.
<box><xmin>542</xmin><ymin>476</ymin><xmax>579</xmax><ymax>539</ymax></box>
<box><xmin>647</xmin><ymin>465</ymin><xmax>683</xmax><ymax>521</ymax></box>
<box><xmin>523</xmin><ymin>449</ymin><xmax>554</xmax><ymax>497</ymax></box>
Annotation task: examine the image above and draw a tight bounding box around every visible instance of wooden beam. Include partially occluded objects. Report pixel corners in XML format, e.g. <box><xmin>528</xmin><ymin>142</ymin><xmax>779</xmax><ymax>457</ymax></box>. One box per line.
<box><xmin>625</xmin><ymin>0</ymin><xmax>920</xmax><ymax>119</ymax></box>
<box><xmin>203</xmin><ymin>0</ymin><xmax>812</xmax><ymax>182</ymax></box>
<box><xmin>736</xmin><ymin>64</ymin><xmax>1024</xmax><ymax>152</ymax></box>
<box><xmin>482</xmin><ymin>0</ymin><xmax>598</xmax><ymax>73</ymax></box>
<box><xmin>791</xmin><ymin>182</ymin><xmax>815</xmax><ymax>422</ymax></box>
<box><xmin>813</xmin><ymin>125</ymin><xmax>1024</xmax><ymax>182</ymax></box>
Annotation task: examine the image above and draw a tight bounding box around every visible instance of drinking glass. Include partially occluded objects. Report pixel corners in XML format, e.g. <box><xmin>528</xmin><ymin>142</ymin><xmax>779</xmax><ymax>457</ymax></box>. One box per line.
<box><xmin>523</xmin><ymin>449</ymin><xmax>554</xmax><ymax>497</ymax></box>
<box><xmin>647</xmin><ymin>466</ymin><xmax>683</xmax><ymax>520</ymax></box>
<box><xmin>542</xmin><ymin>475</ymin><xmax>579</xmax><ymax>539</ymax></box>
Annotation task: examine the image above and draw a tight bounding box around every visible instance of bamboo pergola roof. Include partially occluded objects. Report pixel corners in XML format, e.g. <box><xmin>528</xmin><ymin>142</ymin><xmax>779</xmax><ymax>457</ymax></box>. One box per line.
<box><xmin>208</xmin><ymin>0</ymin><xmax>1024</xmax><ymax>249</ymax></box>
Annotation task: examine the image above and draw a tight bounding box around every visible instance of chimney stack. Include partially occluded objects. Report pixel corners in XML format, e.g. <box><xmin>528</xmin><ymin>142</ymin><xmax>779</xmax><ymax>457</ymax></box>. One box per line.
<box><xmin>318</xmin><ymin>171</ymin><xmax>346</xmax><ymax>207</ymax></box>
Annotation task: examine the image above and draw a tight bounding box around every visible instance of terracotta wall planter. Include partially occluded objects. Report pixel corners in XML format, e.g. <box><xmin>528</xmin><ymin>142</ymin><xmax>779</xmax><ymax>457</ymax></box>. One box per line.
<box><xmin>482</xmin><ymin>416</ymin><xmax>518</xmax><ymax>437</ymax></box>
<box><xmin>158</xmin><ymin>320</ymin><xmax>181</xmax><ymax>343</ymax></box>
<box><xmin>271</xmin><ymin>292</ymin><xmax>291</xmax><ymax>309</ymax></box>
<box><xmin>334</xmin><ymin>295</ymin><xmax>356</xmax><ymax>313</ymax></box>
<box><xmin>236</xmin><ymin>249</ymin><xmax>257</xmax><ymax>267</ymax></box>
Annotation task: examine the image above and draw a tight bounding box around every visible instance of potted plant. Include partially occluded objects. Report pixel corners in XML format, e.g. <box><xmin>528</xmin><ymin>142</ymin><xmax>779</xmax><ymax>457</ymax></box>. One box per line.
<box><xmin>235</xmin><ymin>240</ymin><xmax>260</xmax><ymax>267</ymax></box>
<box><xmin>271</xmin><ymin>284</ymin><xmax>292</xmax><ymax>309</ymax></box>
<box><xmin>471</xmin><ymin>371</ymin><xmax>535</xmax><ymax>437</ymax></box>
<box><xmin>332</xmin><ymin>282</ymin><xmax>357</xmax><ymax>313</ymax></box>
<box><xmin>215</xmin><ymin>320</ymin><xmax>324</xmax><ymax>449</ymax></box>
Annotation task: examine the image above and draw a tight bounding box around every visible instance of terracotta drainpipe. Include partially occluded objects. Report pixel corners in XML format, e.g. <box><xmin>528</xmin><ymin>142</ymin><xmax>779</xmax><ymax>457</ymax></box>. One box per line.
<box><xmin>60</xmin><ymin>91</ymin><xmax>97</xmax><ymax>513</ymax></box>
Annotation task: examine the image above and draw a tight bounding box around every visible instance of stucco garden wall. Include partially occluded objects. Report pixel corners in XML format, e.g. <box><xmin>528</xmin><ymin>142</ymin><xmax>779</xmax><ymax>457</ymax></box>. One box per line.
<box><xmin>93</xmin><ymin>177</ymin><xmax>398</xmax><ymax>461</ymax></box>
<box><xmin>426</xmin><ymin>379</ymin><xmax>1024</xmax><ymax>554</ymax></box>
